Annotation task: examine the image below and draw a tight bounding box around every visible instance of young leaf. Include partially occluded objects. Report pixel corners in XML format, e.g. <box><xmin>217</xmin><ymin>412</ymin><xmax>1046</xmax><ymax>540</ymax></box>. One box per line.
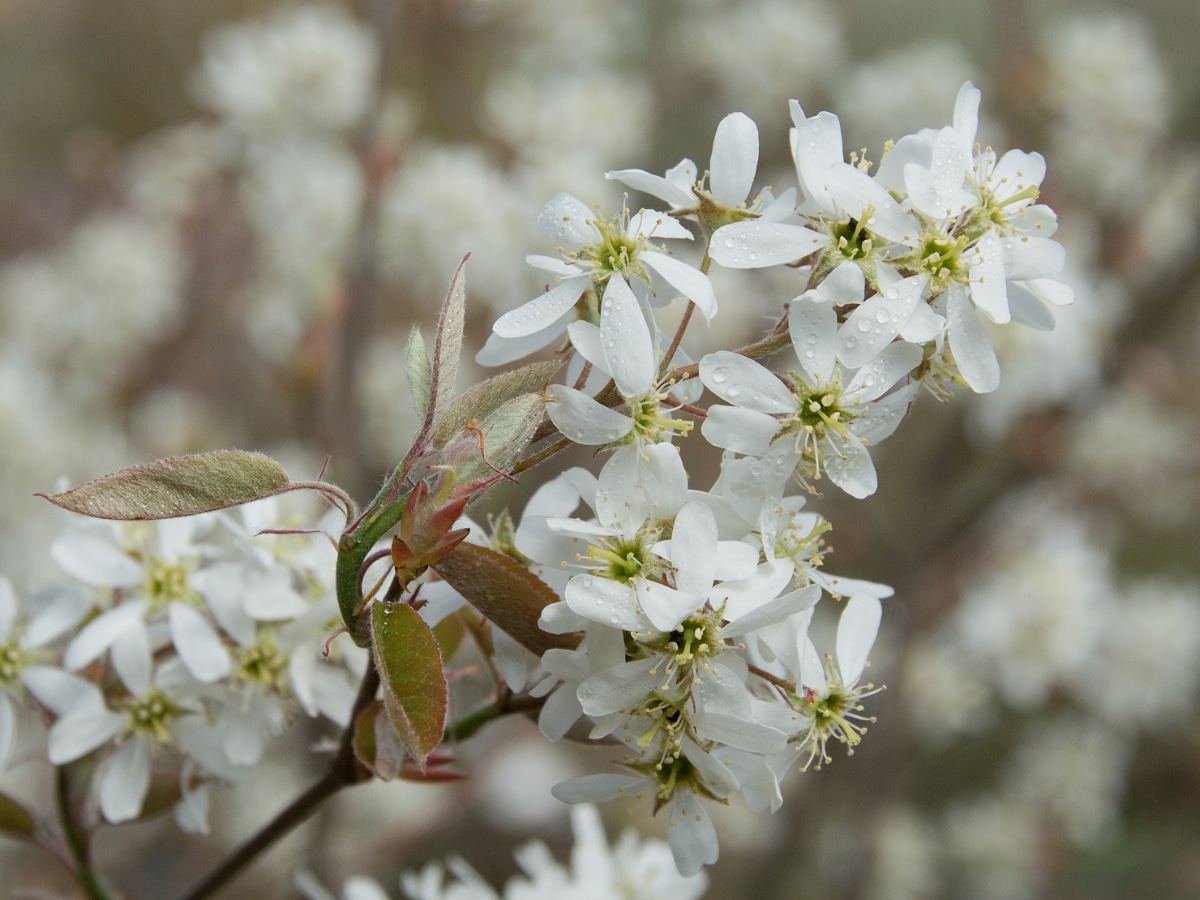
<box><xmin>0</xmin><ymin>791</ymin><xmax>36</xmax><ymax>840</ymax></box>
<box><xmin>432</xmin><ymin>542</ymin><xmax>581</xmax><ymax>657</ymax></box>
<box><xmin>405</xmin><ymin>324</ymin><xmax>432</xmax><ymax>421</ymax></box>
<box><xmin>418</xmin><ymin>255</ymin><xmax>469</xmax><ymax>439</ymax></box>
<box><xmin>440</xmin><ymin>392</ymin><xmax>546</xmax><ymax>488</ymax></box>
<box><xmin>370</xmin><ymin>602</ymin><xmax>448</xmax><ymax>770</ymax></box>
<box><xmin>37</xmin><ymin>450</ymin><xmax>290</xmax><ymax>521</ymax></box>
<box><xmin>433</xmin><ymin>358</ymin><xmax>563</xmax><ymax>450</ymax></box>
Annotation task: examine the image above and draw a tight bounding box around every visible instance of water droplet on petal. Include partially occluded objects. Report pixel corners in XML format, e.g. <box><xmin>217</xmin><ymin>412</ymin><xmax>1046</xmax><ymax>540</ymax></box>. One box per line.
<box><xmin>711</xmin><ymin>366</ymin><xmax>730</xmax><ymax>384</ymax></box>
<box><xmin>857</xmin><ymin>319</ymin><xmax>872</xmax><ymax>333</ymax></box>
<box><xmin>875</xmin><ymin>309</ymin><xmax>890</xmax><ymax>324</ymax></box>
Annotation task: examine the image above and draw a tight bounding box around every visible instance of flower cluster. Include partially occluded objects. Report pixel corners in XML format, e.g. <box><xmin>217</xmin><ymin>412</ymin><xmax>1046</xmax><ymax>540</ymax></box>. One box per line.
<box><xmin>463</xmin><ymin>82</ymin><xmax>1071</xmax><ymax>874</ymax></box>
<box><xmin>3</xmin><ymin>499</ymin><xmax>365</xmax><ymax>830</ymax></box>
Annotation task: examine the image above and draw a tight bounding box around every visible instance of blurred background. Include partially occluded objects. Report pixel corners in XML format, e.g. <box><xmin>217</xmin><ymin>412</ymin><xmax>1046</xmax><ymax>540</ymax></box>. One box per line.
<box><xmin>2</xmin><ymin>0</ymin><xmax>1200</xmax><ymax>897</ymax></box>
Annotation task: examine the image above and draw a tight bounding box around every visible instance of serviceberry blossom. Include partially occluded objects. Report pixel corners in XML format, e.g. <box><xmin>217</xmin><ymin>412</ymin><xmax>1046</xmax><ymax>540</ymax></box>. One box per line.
<box><xmin>490</xmin><ymin>192</ymin><xmax>715</xmax><ymax>355</ymax></box>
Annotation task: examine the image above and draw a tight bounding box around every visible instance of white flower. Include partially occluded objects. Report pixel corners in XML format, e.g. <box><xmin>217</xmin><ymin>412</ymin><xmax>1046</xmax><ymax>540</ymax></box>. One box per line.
<box><xmin>195</xmin><ymin>4</ymin><xmax>378</xmax><ymax>135</ymax></box>
<box><xmin>791</xmin><ymin>594</ymin><xmax>884</xmax><ymax>769</ymax></box>
<box><xmin>700</xmin><ymin>331</ymin><xmax>920</xmax><ymax>498</ymax></box>
<box><xmin>492</xmin><ymin>193</ymin><xmax>715</xmax><ymax>346</ymax></box>
<box><xmin>56</xmin><ymin>518</ymin><xmax>232</xmax><ymax>683</ymax></box>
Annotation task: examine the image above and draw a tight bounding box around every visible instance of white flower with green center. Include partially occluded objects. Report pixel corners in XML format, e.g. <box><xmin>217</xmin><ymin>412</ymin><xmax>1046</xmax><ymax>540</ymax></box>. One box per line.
<box><xmin>0</xmin><ymin>576</ymin><xmax>92</xmax><ymax>769</ymax></box>
<box><xmin>492</xmin><ymin>192</ymin><xmax>715</xmax><ymax>348</ymax></box>
<box><xmin>546</xmin><ymin>278</ymin><xmax>694</xmax><ymax>450</ymax></box>
<box><xmin>607</xmin><ymin>110</ymin><xmax>826</xmax><ymax>271</ymax></box>
<box><xmin>54</xmin><ymin>518</ymin><xmax>232</xmax><ymax>683</ymax></box>
<box><xmin>46</xmin><ymin>640</ymin><xmax>217</xmax><ymax>824</ymax></box>
<box><xmin>699</xmin><ymin>305</ymin><xmax>921</xmax><ymax>498</ymax></box>
<box><xmin>552</xmin><ymin>731</ymin><xmax>733</xmax><ymax>877</ymax></box>
<box><xmin>790</xmin><ymin>593</ymin><xmax>883</xmax><ymax>770</ymax></box>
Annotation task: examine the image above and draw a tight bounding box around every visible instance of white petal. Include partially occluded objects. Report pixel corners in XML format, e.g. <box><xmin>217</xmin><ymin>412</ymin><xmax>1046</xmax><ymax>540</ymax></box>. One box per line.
<box><xmin>629</xmin><ymin>209</ymin><xmax>694</xmax><ymax>241</ymax></box>
<box><xmin>566</xmin><ymin>320</ymin><xmax>605</xmax><ymax>371</ymax></box>
<box><xmin>642</xmin><ymin>253</ymin><xmax>716</xmax><ymax>321</ymax></box>
<box><xmin>21</xmin><ymin>666</ymin><xmax>105</xmax><ymax>717</ymax></box>
<box><xmin>636</xmin><ymin>580</ymin><xmax>699</xmax><ymax>632</ymax></box>
<box><xmin>789</xmin><ymin>294</ymin><xmax>838</xmax><ymax>384</ymax></box>
<box><xmin>953</xmin><ymin>81</ymin><xmax>981</xmax><ymax>146</ymax></box>
<box><xmin>699</xmin><ymin>351</ymin><xmax>795</xmax><ymax>413</ymax></box>
<box><xmin>799</xmin><ymin>636</ymin><xmax>826</xmax><ymax>693</ymax></box>
<box><xmin>989</xmin><ymin>149</ymin><xmax>1045</xmax><ymax>200</ymax></box>
<box><xmin>722</xmin><ymin>584</ymin><xmax>822</xmax><ymax>637</ymax></box>
<box><xmin>551</xmin><ymin>773</ymin><xmax>642</xmax><ymax>804</ymax></box>
<box><xmin>853</xmin><ymin>383</ymin><xmax>918</xmax><ymax>445</ymax></box>
<box><xmin>1007</xmin><ymin>283</ymin><xmax>1056</xmax><ymax>331</ymax></box>
<box><xmin>837</xmin><ymin>276</ymin><xmax>923</xmax><ymax>370</ymax></box>
<box><xmin>899</xmin><ymin>296</ymin><xmax>947</xmax><ymax>344</ymax></box>
<box><xmin>493</xmin><ymin>275</ymin><xmax>589</xmax><ymax>339</ymax></box>
<box><xmin>823</xmin><ymin>429</ymin><xmax>877</xmax><ymax>499</ymax></box>
<box><xmin>1004</xmin><ymin>236</ymin><xmax>1066</xmax><ymax>280</ymax></box>
<box><xmin>606</xmin><ymin>167</ymin><xmax>695</xmax><ymax>209</ymax></box>
<box><xmin>170</xmin><ymin>603</ymin><xmax>232</xmax><ymax>683</ymax></box>
<box><xmin>701</xmin><ymin>406</ymin><xmax>779</xmax><ymax>456</ymax></box>
<box><xmin>947</xmin><ymin>290</ymin><xmax>1000</xmax><ymax>393</ymax></box>
<box><xmin>709</xmin><ymin>112</ymin><xmax>758</xmax><ymax>207</ymax></box>
<box><xmin>668</xmin><ymin>503</ymin><xmax>718</xmax><ymax>597</ymax></box>
<box><xmin>111</xmin><ymin>625</ymin><xmax>153</xmax><ymax>697</ymax></box>
<box><xmin>51</xmin><ymin>533</ymin><xmax>141</xmax><ymax>588</ymax></box>
<box><xmin>63</xmin><ymin>601</ymin><xmax>148</xmax><ymax>671</ymax></box>
<box><xmin>836</xmin><ymin>595</ymin><xmax>882</xmax><ymax>686</ymax></box>
<box><xmin>816</xmin><ymin>261</ymin><xmax>865</xmax><ymax>306</ymax></box>
<box><xmin>714</xmin><ymin>561</ymin><xmax>796</xmax><ymax>623</ymax></box>
<box><xmin>565</xmin><ymin>576</ymin><xmax>645</xmax><ymax>631</ymax></box>
<box><xmin>578</xmin><ymin>658</ymin><xmax>659</xmax><ymax>716</ymax></box>
<box><xmin>546</xmin><ymin>385</ymin><xmax>633</xmax><ymax>445</ymax></box>
<box><xmin>669</xmin><ymin>791</ymin><xmax>720</xmax><ymax>876</ymax></box>
<box><xmin>538</xmin><ymin>192</ymin><xmax>598</xmax><ymax>244</ymax></box>
<box><xmin>24</xmin><ymin>585</ymin><xmax>93</xmax><ymax>648</ymax></box>
<box><xmin>476</xmin><ymin>318</ymin><xmax>570</xmax><ymax>366</ymax></box>
<box><xmin>690</xmin><ymin>713</ymin><xmax>786</xmax><ymax>754</ymax></box>
<box><xmin>846</xmin><ymin>340</ymin><xmax>923</xmax><ymax>401</ymax></box>
<box><xmin>100</xmin><ymin>739</ymin><xmax>151</xmax><ymax>823</ymax></box>
<box><xmin>824</xmin><ymin>164</ymin><xmax>919</xmax><ymax>245</ymax></box>
<box><xmin>47</xmin><ymin>710</ymin><xmax>124</xmax><ymax>764</ymax></box>
<box><xmin>0</xmin><ymin>576</ymin><xmax>14</xmax><ymax>637</ymax></box>
<box><xmin>525</xmin><ymin>253</ymin><xmax>579</xmax><ymax>276</ymax></box>
<box><xmin>790</xmin><ymin>109</ymin><xmax>843</xmax><ymax>211</ymax></box>
<box><xmin>970</xmin><ymin>229</ymin><xmax>1010</xmax><ymax>323</ymax></box>
<box><xmin>600</xmin><ymin>276</ymin><xmax>656</xmax><ymax>397</ymax></box>
<box><xmin>244</xmin><ymin>567</ymin><xmax>310</xmax><ymax>620</ymax></box>
<box><xmin>708</xmin><ymin>221</ymin><xmax>829</xmax><ymax>268</ymax></box>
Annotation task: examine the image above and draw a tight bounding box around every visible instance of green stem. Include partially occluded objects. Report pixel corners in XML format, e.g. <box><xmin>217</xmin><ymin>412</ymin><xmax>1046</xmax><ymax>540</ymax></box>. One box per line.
<box><xmin>443</xmin><ymin>694</ymin><xmax>545</xmax><ymax>744</ymax></box>
<box><xmin>56</xmin><ymin>766</ymin><xmax>117</xmax><ymax>900</ymax></box>
<box><xmin>335</xmin><ymin>482</ymin><xmax>413</xmax><ymax>641</ymax></box>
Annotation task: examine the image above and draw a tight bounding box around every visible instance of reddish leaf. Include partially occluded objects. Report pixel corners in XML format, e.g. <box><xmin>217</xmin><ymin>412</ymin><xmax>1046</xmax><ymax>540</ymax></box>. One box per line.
<box><xmin>370</xmin><ymin>602</ymin><xmax>448</xmax><ymax>770</ymax></box>
<box><xmin>432</xmin><ymin>542</ymin><xmax>581</xmax><ymax>656</ymax></box>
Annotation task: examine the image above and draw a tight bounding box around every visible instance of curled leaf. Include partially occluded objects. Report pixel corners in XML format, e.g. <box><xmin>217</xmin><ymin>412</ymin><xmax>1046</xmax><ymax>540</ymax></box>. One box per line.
<box><xmin>432</xmin><ymin>542</ymin><xmax>580</xmax><ymax>656</ymax></box>
<box><xmin>370</xmin><ymin>602</ymin><xmax>448</xmax><ymax>769</ymax></box>
<box><xmin>38</xmin><ymin>450</ymin><xmax>290</xmax><ymax>521</ymax></box>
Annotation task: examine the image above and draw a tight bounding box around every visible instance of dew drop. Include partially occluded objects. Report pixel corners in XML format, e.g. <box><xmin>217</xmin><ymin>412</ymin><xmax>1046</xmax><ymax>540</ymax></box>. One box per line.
<box><xmin>723</xmin><ymin>237</ymin><xmax>736</xmax><ymax>249</ymax></box>
<box><xmin>710</xmin><ymin>366</ymin><xmax>730</xmax><ymax>384</ymax></box>
<box><xmin>804</xmin><ymin>348</ymin><xmax>815</xmax><ymax>359</ymax></box>
<box><xmin>857</xmin><ymin>319</ymin><xmax>872</xmax><ymax>333</ymax></box>
<box><xmin>875</xmin><ymin>309</ymin><xmax>890</xmax><ymax>324</ymax></box>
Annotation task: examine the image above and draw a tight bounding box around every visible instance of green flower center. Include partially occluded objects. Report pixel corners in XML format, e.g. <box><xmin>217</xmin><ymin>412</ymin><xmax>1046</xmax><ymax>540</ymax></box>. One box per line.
<box><xmin>124</xmin><ymin>690</ymin><xmax>178</xmax><ymax>744</ymax></box>
<box><xmin>236</xmin><ymin>637</ymin><xmax>289</xmax><ymax>694</ymax></box>
<box><xmin>1</xmin><ymin>639</ymin><xmax>29</xmax><ymax>688</ymax></box>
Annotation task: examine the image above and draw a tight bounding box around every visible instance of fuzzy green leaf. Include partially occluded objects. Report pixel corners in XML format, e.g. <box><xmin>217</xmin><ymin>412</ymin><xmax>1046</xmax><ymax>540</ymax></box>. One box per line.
<box><xmin>405</xmin><ymin>324</ymin><xmax>432</xmax><ymax>422</ymax></box>
<box><xmin>441</xmin><ymin>392</ymin><xmax>546</xmax><ymax>487</ymax></box>
<box><xmin>422</xmin><ymin>256</ymin><xmax>468</xmax><ymax>433</ymax></box>
<box><xmin>370</xmin><ymin>602</ymin><xmax>448</xmax><ymax>769</ymax></box>
<box><xmin>38</xmin><ymin>450</ymin><xmax>290</xmax><ymax>521</ymax></box>
<box><xmin>432</xmin><ymin>542</ymin><xmax>580</xmax><ymax>657</ymax></box>
<box><xmin>433</xmin><ymin>359</ymin><xmax>562</xmax><ymax>450</ymax></box>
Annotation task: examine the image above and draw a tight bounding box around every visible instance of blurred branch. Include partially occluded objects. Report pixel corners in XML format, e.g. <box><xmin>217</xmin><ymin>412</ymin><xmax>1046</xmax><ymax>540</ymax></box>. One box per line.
<box><xmin>174</xmin><ymin>662</ymin><xmax>380</xmax><ymax>900</ymax></box>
